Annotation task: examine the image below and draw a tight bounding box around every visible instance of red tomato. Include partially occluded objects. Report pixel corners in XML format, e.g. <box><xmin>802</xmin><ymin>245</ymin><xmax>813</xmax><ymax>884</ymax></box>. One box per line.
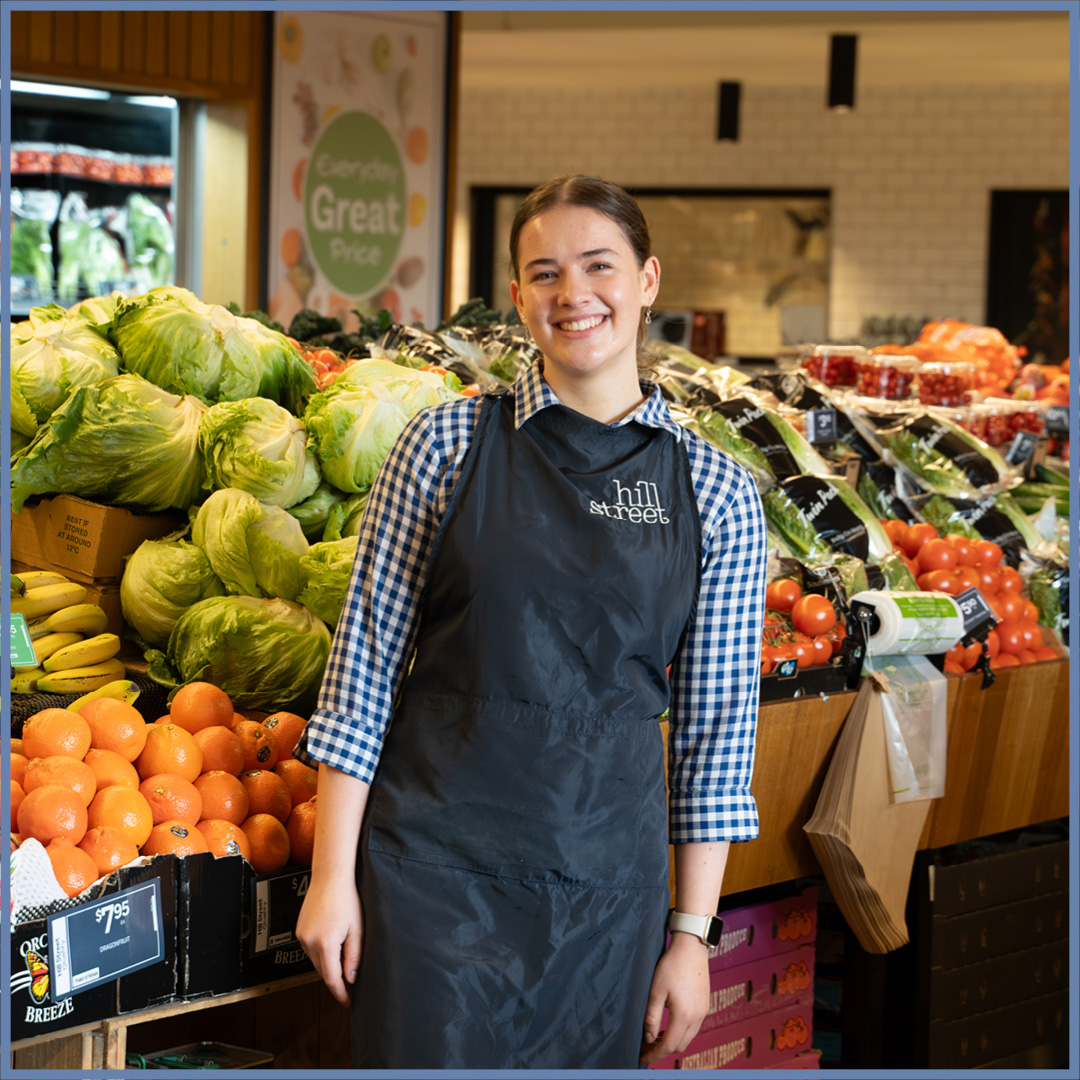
<box><xmin>811</xmin><ymin>636</ymin><xmax>834</xmax><ymax>665</ymax></box>
<box><xmin>944</xmin><ymin>642</ymin><xmax>965</xmax><ymax>666</ymax></box>
<box><xmin>883</xmin><ymin>519</ymin><xmax>908</xmax><ymax>544</ymax></box>
<box><xmin>1016</xmin><ymin>648</ymin><xmax>1037</xmax><ymax>665</ymax></box>
<box><xmin>1017</xmin><ymin>621</ymin><xmax>1042</xmax><ymax>650</ymax></box>
<box><xmin>903</xmin><ymin>554</ymin><xmax>921</xmax><ymax>580</ymax></box>
<box><xmin>952</xmin><ymin>566</ymin><xmax>982</xmax><ymax>594</ymax></box>
<box><xmin>960</xmin><ymin>641</ymin><xmax>982</xmax><ymax>671</ymax></box>
<box><xmin>901</xmin><ymin>522</ymin><xmax>939</xmax><ymax>559</ymax></box>
<box><xmin>990</xmin><ymin>652</ymin><xmax>1020</xmax><ymax>670</ymax></box>
<box><xmin>790</xmin><ymin>595</ymin><xmax>836</xmax><ymax>637</ymax></box>
<box><xmin>761</xmin><ymin>658</ymin><xmax>773</xmax><ymax>676</ymax></box>
<box><xmin>943</xmin><ymin>661</ymin><xmax>965</xmax><ymax>675</ymax></box>
<box><xmin>460</xmin><ymin>386</ymin><xmax>481</xmax><ymax>397</ymax></box>
<box><xmin>985</xmin><ymin>629</ymin><xmax>1000</xmax><ymax>659</ymax></box>
<box><xmin>976</xmin><ymin>565</ymin><xmax>1000</xmax><ymax>596</ymax></box>
<box><xmin>824</xmin><ymin>621</ymin><xmax>847</xmax><ymax>646</ymax></box>
<box><xmin>789</xmin><ymin>634</ymin><xmax>815</xmax><ymax>669</ymax></box>
<box><xmin>772</xmin><ymin>642</ymin><xmax>798</xmax><ymax>662</ymax></box>
<box><xmin>994</xmin><ymin>620</ymin><xmax>1028</xmax><ymax>655</ymax></box>
<box><xmin>973</xmin><ymin>539</ymin><xmax>1004</xmax><ymax>567</ymax></box>
<box><xmin>921</xmin><ymin>569</ymin><xmax>960</xmax><ymax>595</ymax></box>
<box><xmin>917</xmin><ymin>538</ymin><xmax>958</xmax><ymax>574</ymax></box>
<box><xmin>1033</xmin><ymin>645</ymin><xmax>1060</xmax><ymax>662</ymax></box>
<box><xmin>1022</xmin><ymin>600</ymin><xmax>1040</xmax><ymax>623</ymax></box>
<box><xmin>997</xmin><ymin>566</ymin><xmax>1023</xmax><ymax>593</ymax></box>
<box><xmin>995</xmin><ymin>591</ymin><xmax>1026</xmax><ymax>623</ymax></box>
<box><xmin>766</xmin><ymin>578</ymin><xmax>802</xmax><ymax>613</ymax></box>
<box><xmin>944</xmin><ymin>533</ymin><xmax>979</xmax><ymax>566</ymax></box>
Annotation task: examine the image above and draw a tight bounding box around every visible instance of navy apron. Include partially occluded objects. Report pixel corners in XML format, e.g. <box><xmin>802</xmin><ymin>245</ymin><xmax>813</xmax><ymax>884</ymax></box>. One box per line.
<box><xmin>352</xmin><ymin>391</ymin><xmax>701</xmax><ymax>1069</ymax></box>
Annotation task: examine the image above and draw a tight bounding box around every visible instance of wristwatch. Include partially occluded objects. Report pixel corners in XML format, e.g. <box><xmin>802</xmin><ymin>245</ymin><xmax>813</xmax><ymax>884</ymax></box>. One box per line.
<box><xmin>668</xmin><ymin>910</ymin><xmax>724</xmax><ymax>947</ymax></box>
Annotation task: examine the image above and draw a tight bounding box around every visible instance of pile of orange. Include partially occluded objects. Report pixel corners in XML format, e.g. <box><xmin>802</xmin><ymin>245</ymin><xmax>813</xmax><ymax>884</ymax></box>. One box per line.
<box><xmin>12</xmin><ymin>683</ymin><xmax>319</xmax><ymax>897</ymax></box>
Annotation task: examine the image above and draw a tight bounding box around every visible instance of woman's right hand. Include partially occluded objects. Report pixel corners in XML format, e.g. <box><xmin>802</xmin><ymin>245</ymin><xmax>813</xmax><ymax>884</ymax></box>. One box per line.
<box><xmin>296</xmin><ymin>764</ymin><xmax>372</xmax><ymax>1007</ymax></box>
<box><xmin>296</xmin><ymin>874</ymin><xmax>363</xmax><ymax>1007</ymax></box>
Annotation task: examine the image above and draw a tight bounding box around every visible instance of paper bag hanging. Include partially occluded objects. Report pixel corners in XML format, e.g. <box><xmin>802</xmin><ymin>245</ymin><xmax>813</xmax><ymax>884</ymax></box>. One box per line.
<box><xmin>803</xmin><ymin>676</ymin><xmax>931</xmax><ymax>953</ymax></box>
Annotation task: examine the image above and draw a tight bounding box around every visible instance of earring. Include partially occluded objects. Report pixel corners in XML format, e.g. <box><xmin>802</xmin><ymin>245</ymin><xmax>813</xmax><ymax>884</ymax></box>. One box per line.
<box><xmin>644</xmin><ymin>307</ymin><xmax>653</xmax><ymax>326</ymax></box>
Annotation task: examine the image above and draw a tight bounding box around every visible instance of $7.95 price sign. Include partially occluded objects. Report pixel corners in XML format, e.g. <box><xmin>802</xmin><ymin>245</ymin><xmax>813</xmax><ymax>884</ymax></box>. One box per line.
<box><xmin>47</xmin><ymin>880</ymin><xmax>164</xmax><ymax>999</ymax></box>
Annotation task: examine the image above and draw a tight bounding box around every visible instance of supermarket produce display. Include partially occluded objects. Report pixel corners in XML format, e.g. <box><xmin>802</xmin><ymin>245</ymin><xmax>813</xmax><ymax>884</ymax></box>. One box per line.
<box><xmin>7</xmin><ymin>286</ymin><xmax>1071</xmax><ymax>1047</ymax></box>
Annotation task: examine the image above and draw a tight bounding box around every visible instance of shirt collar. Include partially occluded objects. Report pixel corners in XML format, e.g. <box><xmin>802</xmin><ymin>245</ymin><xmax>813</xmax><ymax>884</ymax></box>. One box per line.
<box><xmin>512</xmin><ymin>363</ymin><xmax>685</xmax><ymax>441</ymax></box>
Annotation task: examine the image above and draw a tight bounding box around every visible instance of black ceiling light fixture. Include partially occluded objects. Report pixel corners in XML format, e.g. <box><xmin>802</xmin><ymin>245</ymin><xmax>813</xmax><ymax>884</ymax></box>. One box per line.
<box><xmin>717</xmin><ymin>80</ymin><xmax>741</xmax><ymax>141</ymax></box>
<box><xmin>827</xmin><ymin>34</ymin><xmax>857</xmax><ymax>111</ymax></box>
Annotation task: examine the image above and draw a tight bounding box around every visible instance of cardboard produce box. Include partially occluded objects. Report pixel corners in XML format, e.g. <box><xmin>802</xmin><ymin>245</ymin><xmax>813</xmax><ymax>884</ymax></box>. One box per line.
<box><xmin>649</xmin><ymin>997</ymin><xmax>815</xmax><ymax>1070</ymax></box>
<box><xmin>706</xmin><ymin>884</ymin><xmax>818</xmax><ymax>973</ymax></box>
<box><xmin>9</xmin><ymin>855</ymin><xmax>177</xmax><ymax>1042</ymax></box>
<box><xmin>240</xmin><ymin>863</ymin><xmax>314</xmax><ymax>987</ymax></box>
<box><xmin>177</xmin><ymin>852</ymin><xmax>246</xmax><ymax>1001</ymax></box>
<box><xmin>10</xmin><ymin>494</ymin><xmax>185</xmax><ymax>584</ymax></box>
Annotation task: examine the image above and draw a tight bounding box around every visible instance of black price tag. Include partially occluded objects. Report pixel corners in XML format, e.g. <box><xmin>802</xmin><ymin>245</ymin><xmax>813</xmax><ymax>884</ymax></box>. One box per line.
<box><xmin>1004</xmin><ymin>429</ymin><xmax>1043</xmax><ymax>466</ymax></box>
<box><xmin>1044</xmin><ymin>405</ymin><xmax>1070</xmax><ymax>434</ymax></box>
<box><xmin>47</xmin><ymin>880</ymin><xmax>164</xmax><ymax>1000</ymax></box>
<box><xmin>954</xmin><ymin>586</ymin><xmax>997</xmax><ymax>640</ymax></box>
<box><xmin>251</xmin><ymin>869</ymin><xmax>311</xmax><ymax>954</ymax></box>
<box><xmin>806</xmin><ymin>408</ymin><xmax>839</xmax><ymax>444</ymax></box>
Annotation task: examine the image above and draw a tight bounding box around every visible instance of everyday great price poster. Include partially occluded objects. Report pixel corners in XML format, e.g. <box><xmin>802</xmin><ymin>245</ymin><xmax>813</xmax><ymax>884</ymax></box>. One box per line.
<box><xmin>267</xmin><ymin>10</ymin><xmax>449</xmax><ymax>333</ymax></box>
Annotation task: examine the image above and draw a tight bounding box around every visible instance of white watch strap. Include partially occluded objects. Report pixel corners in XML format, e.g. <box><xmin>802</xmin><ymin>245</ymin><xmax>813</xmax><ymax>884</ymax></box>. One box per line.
<box><xmin>668</xmin><ymin>910</ymin><xmax>715</xmax><ymax>944</ymax></box>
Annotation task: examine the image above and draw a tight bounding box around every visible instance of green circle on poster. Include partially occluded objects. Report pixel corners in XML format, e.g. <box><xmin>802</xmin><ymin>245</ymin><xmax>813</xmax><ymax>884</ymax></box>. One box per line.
<box><xmin>303</xmin><ymin>111</ymin><xmax>406</xmax><ymax>295</ymax></box>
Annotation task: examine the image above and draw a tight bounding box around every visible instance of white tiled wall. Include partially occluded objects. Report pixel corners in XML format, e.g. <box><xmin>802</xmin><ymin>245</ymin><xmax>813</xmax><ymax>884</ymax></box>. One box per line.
<box><xmin>451</xmin><ymin>81</ymin><xmax>1069</xmax><ymax>347</ymax></box>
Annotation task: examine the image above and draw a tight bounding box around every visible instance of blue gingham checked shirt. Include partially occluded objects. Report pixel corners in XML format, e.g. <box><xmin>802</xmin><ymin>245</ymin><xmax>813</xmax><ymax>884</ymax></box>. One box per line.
<box><xmin>296</xmin><ymin>363</ymin><xmax>767</xmax><ymax>844</ymax></box>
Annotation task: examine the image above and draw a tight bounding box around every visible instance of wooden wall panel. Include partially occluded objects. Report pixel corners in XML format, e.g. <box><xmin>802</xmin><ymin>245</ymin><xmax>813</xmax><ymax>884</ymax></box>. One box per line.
<box><xmin>663</xmin><ymin>659</ymin><xmax>1069</xmax><ymax>904</ymax></box>
<box><xmin>11</xmin><ymin>9</ymin><xmax>263</xmax><ymax>97</ymax></box>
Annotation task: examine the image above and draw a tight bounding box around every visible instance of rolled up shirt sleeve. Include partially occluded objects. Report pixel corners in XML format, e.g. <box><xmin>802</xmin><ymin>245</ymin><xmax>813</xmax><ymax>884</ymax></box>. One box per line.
<box><xmin>667</xmin><ymin>449</ymin><xmax>768</xmax><ymax>845</ymax></box>
<box><xmin>294</xmin><ymin>398</ymin><xmax>480</xmax><ymax>782</ymax></box>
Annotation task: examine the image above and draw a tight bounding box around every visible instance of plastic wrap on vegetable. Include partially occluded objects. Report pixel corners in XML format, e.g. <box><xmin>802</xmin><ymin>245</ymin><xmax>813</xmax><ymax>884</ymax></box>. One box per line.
<box><xmin>370</xmin><ymin>322</ymin><xmax>460</xmax><ymax>371</ymax></box>
<box><xmin>845</xmin><ymin>399</ymin><xmax>1020</xmax><ymax>499</ymax></box>
<box><xmin>802</xmin><ymin>552</ymin><xmax>870</xmax><ymax>606</ymax></box>
<box><xmin>686</xmin><ymin>393</ymin><xmax>832</xmax><ymax>485</ymax></box>
<box><xmin>439</xmin><ymin>324</ymin><xmax>540</xmax><ymax>388</ymax></box>
<box><xmin>56</xmin><ymin>191</ymin><xmax>133</xmax><ymax>299</ymax></box>
<box><xmin>857</xmin><ymin>460</ymin><xmax>918</xmax><ymax>523</ymax></box>
<box><xmin>877</xmin><ymin>549</ymin><xmax>920</xmax><ymax>592</ymax></box>
<box><xmin>763</xmin><ymin>473</ymin><xmax>894</xmax><ymax>565</ymax></box>
<box><xmin>680</xmin><ymin>407</ymin><xmax>774</xmax><ymax>490</ymax></box>
<box><xmin>1028</xmin><ymin>558</ymin><xmax>1069</xmax><ymax>641</ymax></box>
<box><xmin>908</xmin><ymin>492</ymin><xmax>1038</xmax><ymax>566</ymax></box>
<box><xmin>120</xmin><ymin>192</ymin><xmax>175</xmax><ymax>290</ymax></box>
<box><xmin>11</xmin><ymin>188</ymin><xmax>60</xmax><ymax>301</ymax></box>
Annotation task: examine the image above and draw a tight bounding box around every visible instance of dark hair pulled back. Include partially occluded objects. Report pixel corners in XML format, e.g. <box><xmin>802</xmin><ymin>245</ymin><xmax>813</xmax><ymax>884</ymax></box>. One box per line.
<box><xmin>508</xmin><ymin>175</ymin><xmax>659</xmax><ymax>374</ymax></box>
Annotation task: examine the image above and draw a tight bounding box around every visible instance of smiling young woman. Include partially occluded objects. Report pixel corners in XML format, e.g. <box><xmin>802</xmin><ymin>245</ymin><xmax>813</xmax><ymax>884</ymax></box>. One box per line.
<box><xmin>295</xmin><ymin>174</ymin><xmax>767</xmax><ymax>1070</ymax></box>
<box><xmin>509</xmin><ymin>197</ymin><xmax>660</xmax><ymax>422</ymax></box>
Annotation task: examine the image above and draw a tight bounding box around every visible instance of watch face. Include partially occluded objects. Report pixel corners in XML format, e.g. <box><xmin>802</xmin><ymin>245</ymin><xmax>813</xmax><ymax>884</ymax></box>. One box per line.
<box><xmin>704</xmin><ymin>916</ymin><xmax>723</xmax><ymax>948</ymax></box>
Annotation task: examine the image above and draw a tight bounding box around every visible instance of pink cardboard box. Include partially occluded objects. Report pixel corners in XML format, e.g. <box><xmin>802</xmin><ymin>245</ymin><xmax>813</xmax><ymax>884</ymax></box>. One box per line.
<box><xmin>659</xmin><ymin>943</ymin><xmax>815</xmax><ymax>1034</ymax></box>
<box><xmin>649</xmin><ymin>999</ymin><xmax>815</xmax><ymax>1070</ymax></box>
<box><xmin>765</xmin><ymin>1050</ymin><xmax>822</xmax><ymax>1068</ymax></box>
<box><xmin>707</xmin><ymin>884</ymin><xmax>817</xmax><ymax>972</ymax></box>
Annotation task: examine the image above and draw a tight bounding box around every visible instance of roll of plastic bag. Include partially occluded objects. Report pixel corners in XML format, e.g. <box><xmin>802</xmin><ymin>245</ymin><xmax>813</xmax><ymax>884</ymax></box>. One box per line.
<box><xmin>849</xmin><ymin>590</ymin><xmax>964</xmax><ymax>656</ymax></box>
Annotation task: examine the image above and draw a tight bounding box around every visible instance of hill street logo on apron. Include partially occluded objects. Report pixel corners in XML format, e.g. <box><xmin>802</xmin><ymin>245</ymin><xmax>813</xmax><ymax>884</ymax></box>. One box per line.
<box><xmin>589</xmin><ymin>478</ymin><xmax>670</xmax><ymax>525</ymax></box>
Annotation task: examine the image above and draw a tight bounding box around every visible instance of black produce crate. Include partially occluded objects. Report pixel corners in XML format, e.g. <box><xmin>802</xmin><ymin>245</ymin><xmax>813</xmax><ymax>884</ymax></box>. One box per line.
<box><xmin>10</xmin><ymin>674</ymin><xmax>172</xmax><ymax>736</ymax></box>
<box><xmin>759</xmin><ymin>657</ymin><xmax>850</xmax><ymax>703</ymax></box>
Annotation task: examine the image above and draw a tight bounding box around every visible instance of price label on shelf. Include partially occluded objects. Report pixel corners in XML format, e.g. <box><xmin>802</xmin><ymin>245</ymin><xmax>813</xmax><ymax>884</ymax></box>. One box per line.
<box><xmin>1044</xmin><ymin>405</ymin><xmax>1070</xmax><ymax>434</ymax></box>
<box><xmin>9</xmin><ymin>613</ymin><xmax>37</xmax><ymax>668</ymax></box>
<box><xmin>47</xmin><ymin>880</ymin><xmax>163</xmax><ymax>1000</ymax></box>
<box><xmin>806</xmin><ymin>408</ymin><xmax>839</xmax><ymax>444</ymax></box>
<box><xmin>251</xmin><ymin>869</ymin><xmax>311</xmax><ymax>954</ymax></box>
<box><xmin>953</xmin><ymin>587</ymin><xmax>997</xmax><ymax>640</ymax></box>
<box><xmin>1004</xmin><ymin>429</ymin><xmax>1046</xmax><ymax>467</ymax></box>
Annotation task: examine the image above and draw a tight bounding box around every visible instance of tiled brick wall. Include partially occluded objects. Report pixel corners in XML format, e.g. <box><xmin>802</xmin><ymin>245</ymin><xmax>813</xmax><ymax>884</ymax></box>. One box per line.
<box><xmin>451</xmin><ymin>81</ymin><xmax>1069</xmax><ymax>348</ymax></box>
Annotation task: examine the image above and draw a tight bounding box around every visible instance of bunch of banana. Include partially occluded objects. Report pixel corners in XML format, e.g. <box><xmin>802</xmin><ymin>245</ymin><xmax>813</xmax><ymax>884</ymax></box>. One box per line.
<box><xmin>11</xmin><ymin>570</ymin><xmax>126</xmax><ymax>695</ymax></box>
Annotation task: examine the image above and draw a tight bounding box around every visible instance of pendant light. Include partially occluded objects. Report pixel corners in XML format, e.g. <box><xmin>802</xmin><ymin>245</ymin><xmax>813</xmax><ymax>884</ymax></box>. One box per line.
<box><xmin>827</xmin><ymin>34</ymin><xmax>857</xmax><ymax>111</ymax></box>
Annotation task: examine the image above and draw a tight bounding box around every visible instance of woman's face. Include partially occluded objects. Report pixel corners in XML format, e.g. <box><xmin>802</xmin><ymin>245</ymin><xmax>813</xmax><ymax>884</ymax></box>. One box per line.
<box><xmin>510</xmin><ymin>204</ymin><xmax>659</xmax><ymax>384</ymax></box>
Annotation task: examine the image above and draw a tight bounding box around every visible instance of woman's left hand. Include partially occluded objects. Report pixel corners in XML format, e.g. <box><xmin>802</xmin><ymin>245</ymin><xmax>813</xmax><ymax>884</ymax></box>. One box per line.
<box><xmin>638</xmin><ymin>933</ymin><xmax>711</xmax><ymax>1065</ymax></box>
